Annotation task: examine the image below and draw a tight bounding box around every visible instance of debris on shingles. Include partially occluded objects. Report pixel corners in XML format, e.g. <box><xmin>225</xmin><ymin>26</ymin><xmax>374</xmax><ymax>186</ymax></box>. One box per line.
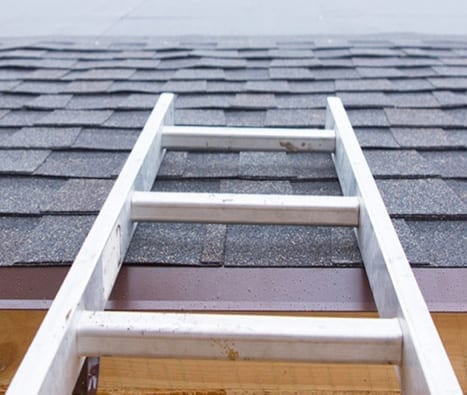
<box><xmin>0</xmin><ymin>37</ymin><xmax>465</xmax><ymax>269</ymax></box>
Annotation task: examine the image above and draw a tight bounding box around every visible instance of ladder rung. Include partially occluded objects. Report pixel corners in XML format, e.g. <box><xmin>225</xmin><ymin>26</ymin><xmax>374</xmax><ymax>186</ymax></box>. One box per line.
<box><xmin>77</xmin><ymin>311</ymin><xmax>402</xmax><ymax>365</ymax></box>
<box><xmin>131</xmin><ymin>192</ymin><xmax>360</xmax><ymax>226</ymax></box>
<box><xmin>162</xmin><ymin>126</ymin><xmax>336</xmax><ymax>152</ymax></box>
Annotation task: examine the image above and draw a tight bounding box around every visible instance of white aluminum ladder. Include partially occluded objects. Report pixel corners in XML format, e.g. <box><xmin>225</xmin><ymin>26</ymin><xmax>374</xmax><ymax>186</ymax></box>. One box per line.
<box><xmin>8</xmin><ymin>93</ymin><xmax>462</xmax><ymax>394</ymax></box>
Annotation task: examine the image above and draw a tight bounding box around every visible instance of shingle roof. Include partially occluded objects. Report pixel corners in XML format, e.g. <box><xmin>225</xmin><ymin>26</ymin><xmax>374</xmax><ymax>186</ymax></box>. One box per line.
<box><xmin>0</xmin><ymin>36</ymin><xmax>465</xmax><ymax>268</ymax></box>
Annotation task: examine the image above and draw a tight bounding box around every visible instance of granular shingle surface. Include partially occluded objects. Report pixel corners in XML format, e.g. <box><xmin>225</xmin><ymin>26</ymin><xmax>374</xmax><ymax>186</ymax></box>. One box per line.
<box><xmin>0</xmin><ymin>36</ymin><xmax>464</xmax><ymax>271</ymax></box>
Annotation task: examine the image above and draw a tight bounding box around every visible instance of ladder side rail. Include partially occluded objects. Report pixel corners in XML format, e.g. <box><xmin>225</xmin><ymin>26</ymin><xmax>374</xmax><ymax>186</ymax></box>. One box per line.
<box><xmin>326</xmin><ymin>97</ymin><xmax>462</xmax><ymax>394</ymax></box>
<box><xmin>6</xmin><ymin>93</ymin><xmax>175</xmax><ymax>395</ymax></box>
<box><xmin>76</xmin><ymin>312</ymin><xmax>403</xmax><ymax>365</ymax></box>
<box><xmin>162</xmin><ymin>125</ymin><xmax>336</xmax><ymax>152</ymax></box>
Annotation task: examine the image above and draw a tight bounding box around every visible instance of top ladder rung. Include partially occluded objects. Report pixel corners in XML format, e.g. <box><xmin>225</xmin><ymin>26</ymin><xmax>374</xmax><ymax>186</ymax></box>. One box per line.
<box><xmin>162</xmin><ymin>126</ymin><xmax>336</xmax><ymax>152</ymax></box>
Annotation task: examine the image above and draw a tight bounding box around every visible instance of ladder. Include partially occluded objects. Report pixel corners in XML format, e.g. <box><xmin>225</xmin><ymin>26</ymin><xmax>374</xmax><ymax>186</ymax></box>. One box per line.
<box><xmin>7</xmin><ymin>94</ymin><xmax>461</xmax><ymax>394</ymax></box>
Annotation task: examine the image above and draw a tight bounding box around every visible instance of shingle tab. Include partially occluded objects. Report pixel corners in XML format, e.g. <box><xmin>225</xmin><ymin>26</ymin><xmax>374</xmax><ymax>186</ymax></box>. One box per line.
<box><xmin>419</xmin><ymin>151</ymin><xmax>467</xmax><ymax>178</ymax></box>
<box><xmin>347</xmin><ymin>109</ymin><xmax>389</xmax><ymax>127</ymax></box>
<box><xmin>0</xmin><ymin>110</ymin><xmax>49</xmax><ymax>127</ymax></box>
<box><xmin>377</xmin><ymin>179</ymin><xmax>466</xmax><ymax>217</ymax></box>
<box><xmin>0</xmin><ymin>177</ymin><xmax>64</xmax><ymax>214</ymax></box>
<box><xmin>162</xmin><ymin>80</ymin><xmax>207</xmax><ymax>93</ymax></box>
<box><xmin>354</xmin><ymin>128</ymin><xmax>399</xmax><ymax>148</ymax></box>
<box><xmin>433</xmin><ymin>91</ymin><xmax>467</xmax><ymax>107</ymax></box>
<box><xmin>206</xmin><ymin>81</ymin><xmax>246</xmax><ymax>93</ymax></box>
<box><xmin>391</xmin><ymin>128</ymin><xmax>464</xmax><ymax>148</ymax></box>
<box><xmin>176</xmin><ymin>94</ymin><xmax>234</xmax><ymax>109</ymax></box>
<box><xmin>5</xmin><ymin>127</ymin><xmax>80</xmax><ymax>148</ymax></box>
<box><xmin>269</xmin><ymin>68</ymin><xmax>313</xmax><ymax>80</ymax></box>
<box><xmin>401</xmin><ymin>220</ymin><xmax>466</xmax><ymax>266</ymax></box>
<box><xmin>291</xmin><ymin>180</ymin><xmax>342</xmax><ymax>195</ymax></box>
<box><xmin>15</xmin><ymin>215</ymin><xmax>95</xmax><ymax>264</ymax></box>
<box><xmin>0</xmin><ymin>149</ymin><xmax>49</xmax><ymax>173</ymax></box>
<box><xmin>35</xmin><ymin>151</ymin><xmax>127</xmax><ymax>178</ymax></box>
<box><xmin>225</xmin><ymin>110</ymin><xmax>266</xmax><ymax>127</ymax></box>
<box><xmin>357</xmin><ymin>67</ymin><xmax>404</xmax><ymax>78</ymax></box>
<box><xmin>232</xmin><ymin>93</ymin><xmax>276</xmax><ymax>109</ymax></box>
<box><xmin>63</xmin><ymin>80</ymin><xmax>114</xmax><ymax>93</ymax></box>
<box><xmin>153</xmin><ymin>179</ymin><xmax>219</xmax><ymax>193</ymax></box>
<box><xmin>103</xmin><ymin>110</ymin><xmax>150</xmax><ymax>128</ymax></box>
<box><xmin>224</xmin><ymin>69</ymin><xmax>269</xmax><ymax>81</ymax></box>
<box><xmin>0</xmin><ymin>94</ymin><xmax>34</xmax><ymax>109</ymax></box>
<box><xmin>288</xmin><ymin>81</ymin><xmax>335</xmax><ymax>93</ymax></box>
<box><xmin>385</xmin><ymin>93</ymin><xmax>439</xmax><ymax>108</ymax></box>
<box><xmin>26</xmin><ymin>94</ymin><xmax>72</xmax><ymax>109</ymax></box>
<box><xmin>239</xmin><ymin>152</ymin><xmax>336</xmax><ymax>179</ymax></box>
<box><xmin>265</xmin><ymin>109</ymin><xmax>324</xmax><ymax>127</ymax></box>
<box><xmin>384</xmin><ymin>108</ymin><xmax>461</xmax><ymax>127</ymax></box>
<box><xmin>245</xmin><ymin>80</ymin><xmax>290</xmax><ymax>93</ymax></box>
<box><xmin>275</xmin><ymin>94</ymin><xmax>327</xmax><ymax>109</ymax></box>
<box><xmin>130</xmin><ymin>70</ymin><xmax>175</xmax><ymax>81</ymax></box>
<box><xmin>158</xmin><ymin>151</ymin><xmax>188</xmax><ymax>177</ymax></box>
<box><xmin>46</xmin><ymin>179</ymin><xmax>114</xmax><ymax>213</ymax></box>
<box><xmin>364</xmin><ymin>149</ymin><xmax>436</xmax><ymax>177</ymax></box>
<box><xmin>37</xmin><ymin>109</ymin><xmax>112</xmax><ymax>126</ymax></box>
<box><xmin>335</xmin><ymin>79</ymin><xmax>394</xmax><ymax>92</ymax></box>
<box><xmin>118</xmin><ymin>93</ymin><xmax>158</xmax><ymax>110</ymax></box>
<box><xmin>0</xmin><ymin>217</ymin><xmax>40</xmax><ymax>266</ymax></box>
<box><xmin>125</xmin><ymin>223</ymin><xmax>206</xmax><ymax>264</ymax></box>
<box><xmin>173</xmin><ymin>68</ymin><xmax>225</xmax><ymax>80</ymax></box>
<box><xmin>66</xmin><ymin>94</ymin><xmax>126</xmax><ymax>110</ymax></box>
<box><xmin>184</xmin><ymin>153</ymin><xmax>239</xmax><ymax>178</ymax></box>
<box><xmin>72</xmin><ymin>128</ymin><xmax>138</xmax><ymax>150</ymax></box>
<box><xmin>175</xmin><ymin>109</ymin><xmax>226</xmax><ymax>126</ymax></box>
<box><xmin>220</xmin><ymin>179</ymin><xmax>293</xmax><ymax>194</ymax></box>
<box><xmin>428</xmin><ymin>77</ymin><xmax>467</xmax><ymax>89</ymax></box>
<box><xmin>13</xmin><ymin>81</ymin><xmax>66</xmax><ymax>94</ymax></box>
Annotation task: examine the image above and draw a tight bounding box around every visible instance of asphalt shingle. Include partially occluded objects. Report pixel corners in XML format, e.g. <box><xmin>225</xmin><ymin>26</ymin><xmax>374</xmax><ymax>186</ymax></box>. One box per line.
<box><xmin>0</xmin><ymin>217</ymin><xmax>40</xmax><ymax>266</ymax></box>
<box><xmin>35</xmin><ymin>151</ymin><xmax>127</xmax><ymax>178</ymax></box>
<box><xmin>384</xmin><ymin>108</ymin><xmax>461</xmax><ymax>127</ymax></box>
<box><xmin>0</xmin><ymin>149</ymin><xmax>49</xmax><ymax>173</ymax></box>
<box><xmin>37</xmin><ymin>110</ymin><xmax>112</xmax><ymax>126</ymax></box>
<box><xmin>184</xmin><ymin>153</ymin><xmax>239</xmax><ymax>178</ymax></box>
<box><xmin>72</xmin><ymin>128</ymin><xmax>139</xmax><ymax>150</ymax></box>
<box><xmin>419</xmin><ymin>151</ymin><xmax>467</xmax><ymax>178</ymax></box>
<box><xmin>265</xmin><ymin>109</ymin><xmax>324</xmax><ymax>127</ymax></box>
<box><xmin>5</xmin><ymin>127</ymin><xmax>80</xmax><ymax>148</ymax></box>
<box><xmin>175</xmin><ymin>109</ymin><xmax>226</xmax><ymax>126</ymax></box>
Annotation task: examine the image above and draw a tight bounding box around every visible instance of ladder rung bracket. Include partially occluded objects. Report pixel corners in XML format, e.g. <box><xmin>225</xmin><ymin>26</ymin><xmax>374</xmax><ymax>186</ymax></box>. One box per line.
<box><xmin>162</xmin><ymin>126</ymin><xmax>336</xmax><ymax>152</ymax></box>
<box><xmin>131</xmin><ymin>192</ymin><xmax>360</xmax><ymax>226</ymax></box>
<box><xmin>77</xmin><ymin>311</ymin><xmax>402</xmax><ymax>365</ymax></box>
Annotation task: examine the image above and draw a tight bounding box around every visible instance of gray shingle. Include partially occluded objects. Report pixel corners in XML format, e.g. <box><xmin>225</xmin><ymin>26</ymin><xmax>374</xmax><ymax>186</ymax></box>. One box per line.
<box><xmin>275</xmin><ymin>94</ymin><xmax>327</xmax><ymax>109</ymax></box>
<box><xmin>354</xmin><ymin>128</ymin><xmax>399</xmax><ymax>148</ymax></box>
<box><xmin>157</xmin><ymin>58</ymin><xmax>201</xmax><ymax>69</ymax></box>
<box><xmin>391</xmin><ymin>128</ymin><xmax>464</xmax><ymax>148</ymax></box>
<box><xmin>153</xmin><ymin>179</ymin><xmax>220</xmax><ymax>193</ymax></box>
<box><xmin>63</xmin><ymin>81</ymin><xmax>114</xmax><ymax>93</ymax></box>
<box><xmin>377</xmin><ymin>179</ymin><xmax>466</xmax><ymax>217</ymax></box>
<box><xmin>175</xmin><ymin>109</ymin><xmax>226</xmax><ymax>126</ymax></box>
<box><xmin>0</xmin><ymin>149</ymin><xmax>49</xmax><ymax>173</ymax></box>
<box><xmin>0</xmin><ymin>69</ymin><xmax>31</xmax><ymax>80</ymax></box>
<box><xmin>352</xmin><ymin>57</ymin><xmax>439</xmax><ymax>67</ymax></box>
<box><xmin>225</xmin><ymin>110</ymin><xmax>266</xmax><ymax>127</ymax></box>
<box><xmin>445</xmin><ymin>108</ymin><xmax>467</xmax><ymax>127</ymax></box>
<box><xmin>72</xmin><ymin>128</ymin><xmax>139</xmax><ymax>150</ymax></box>
<box><xmin>162</xmin><ymin>80</ymin><xmax>207</xmax><ymax>93</ymax></box>
<box><xmin>232</xmin><ymin>93</ymin><xmax>276</xmax><ymax>109</ymax></box>
<box><xmin>206</xmin><ymin>81</ymin><xmax>246</xmax><ymax>93</ymax></box>
<box><xmin>433</xmin><ymin>66</ymin><xmax>467</xmax><ymax>76</ymax></box>
<box><xmin>0</xmin><ymin>94</ymin><xmax>34</xmax><ymax>109</ymax></box>
<box><xmin>103</xmin><ymin>111</ymin><xmax>150</xmax><ymax>128</ymax></box>
<box><xmin>419</xmin><ymin>151</ymin><xmax>467</xmax><ymax>178</ymax></box>
<box><xmin>66</xmin><ymin>94</ymin><xmax>126</xmax><ymax>109</ymax></box>
<box><xmin>364</xmin><ymin>149</ymin><xmax>436</xmax><ymax>178</ymax></box>
<box><xmin>270</xmin><ymin>58</ymin><xmax>320</xmax><ymax>67</ymax></box>
<box><xmin>224</xmin><ymin>69</ymin><xmax>269</xmax><ymax>81</ymax></box>
<box><xmin>13</xmin><ymin>81</ymin><xmax>66</xmax><ymax>94</ymax></box>
<box><xmin>433</xmin><ymin>91</ymin><xmax>467</xmax><ymax>107</ymax></box>
<box><xmin>397</xmin><ymin>67</ymin><xmax>437</xmax><ymax>78</ymax></box>
<box><xmin>347</xmin><ymin>109</ymin><xmax>389</xmax><ymax>127</ymax></box>
<box><xmin>5</xmin><ymin>127</ymin><xmax>80</xmax><ymax>148</ymax></box>
<box><xmin>118</xmin><ymin>93</ymin><xmax>158</xmax><ymax>110</ymax></box>
<box><xmin>291</xmin><ymin>180</ymin><xmax>342</xmax><ymax>195</ymax></box>
<box><xmin>350</xmin><ymin>48</ymin><xmax>403</xmax><ymax>57</ymax></box>
<box><xmin>130</xmin><ymin>70</ymin><xmax>175</xmax><ymax>81</ymax></box>
<box><xmin>288</xmin><ymin>81</ymin><xmax>335</xmax><ymax>93</ymax></box>
<box><xmin>176</xmin><ymin>94</ymin><xmax>234</xmax><ymax>109</ymax></box>
<box><xmin>158</xmin><ymin>151</ymin><xmax>188</xmax><ymax>177</ymax></box>
<box><xmin>0</xmin><ymin>177</ymin><xmax>64</xmax><ymax>214</ymax></box>
<box><xmin>198</xmin><ymin>57</ymin><xmax>247</xmax><ymax>68</ymax></box>
<box><xmin>269</xmin><ymin>68</ymin><xmax>313</xmax><ymax>80</ymax></box>
<box><xmin>37</xmin><ymin>110</ymin><xmax>112</xmax><ymax>126</ymax></box>
<box><xmin>245</xmin><ymin>80</ymin><xmax>290</xmax><ymax>93</ymax></box>
<box><xmin>15</xmin><ymin>216</ymin><xmax>95</xmax><ymax>264</ymax></box>
<box><xmin>125</xmin><ymin>223</ymin><xmax>206</xmax><ymax>265</ymax></box>
<box><xmin>401</xmin><ymin>220</ymin><xmax>466</xmax><ymax>267</ymax></box>
<box><xmin>335</xmin><ymin>79</ymin><xmax>394</xmax><ymax>92</ymax></box>
<box><xmin>268</xmin><ymin>49</ymin><xmax>314</xmax><ymax>58</ymax></box>
<box><xmin>46</xmin><ymin>179</ymin><xmax>114</xmax><ymax>213</ymax></box>
<box><xmin>220</xmin><ymin>179</ymin><xmax>293</xmax><ymax>194</ymax></box>
<box><xmin>0</xmin><ymin>217</ymin><xmax>40</xmax><ymax>266</ymax></box>
<box><xmin>35</xmin><ymin>151</ymin><xmax>127</xmax><ymax>178</ymax></box>
<box><xmin>446</xmin><ymin>180</ymin><xmax>467</xmax><ymax>203</ymax></box>
<box><xmin>428</xmin><ymin>78</ymin><xmax>467</xmax><ymax>90</ymax></box>
<box><xmin>239</xmin><ymin>152</ymin><xmax>336</xmax><ymax>179</ymax></box>
<box><xmin>384</xmin><ymin>108</ymin><xmax>461</xmax><ymax>127</ymax></box>
<box><xmin>67</xmin><ymin>68</ymin><xmax>135</xmax><ymax>80</ymax></box>
<box><xmin>173</xmin><ymin>68</ymin><xmax>225</xmax><ymax>80</ymax></box>
<box><xmin>26</xmin><ymin>94</ymin><xmax>72</xmax><ymax>109</ymax></box>
<box><xmin>184</xmin><ymin>153</ymin><xmax>239</xmax><ymax>178</ymax></box>
<box><xmin>337</xmin><ymin>92</ymin><xmax>390</xmax><ymax>108</ymax></box>
<box><xmin>0</xmin><ymin>110</ymin><xmax>49</xmax><ymax>127</ymax></box>
<box><xmin>311</xmin><ymin>68</ymin><xmax>360</xmax><ymax>80</ymax></box>
<box><xmin>389</xmin><ymin>79</ymin><xmax>434</xmax><ymax>92</ymax></box>
<box><xmin>265</xmin><ymin>109</ymin><xmax>324</xmax><ymax>127</ymax></box>
<box><xmin>201</xmin><ymin>224</ymin><xmax>226</xmax><ymax>264</ymax></box>
<box><xmin>357</xmin><ymin>67</ymin><xmax>404</xmax><ymax>78</ymax></box>
<box><xmin>0</xmin><ymin>80</ymin><xmax>21</xmax><ymax>91</ymax></box>
<box><xmin>224</xmin><ymin>225</ymin><xmax>358</xmax><ymax>267</ymax></box>
<box><xmin>23</xmin><ymin>69</ymin><xmax>68</xmax><ymax>80</ymax></box>
<box><xmin>384</xmin><ymin>93</ymin><xmax>439</xmax><ymax>108</ymax></box>
<box><xmin>313</xmin><ymin>48</ymin><xmax>352</xmax><ymax>58</ymax></box>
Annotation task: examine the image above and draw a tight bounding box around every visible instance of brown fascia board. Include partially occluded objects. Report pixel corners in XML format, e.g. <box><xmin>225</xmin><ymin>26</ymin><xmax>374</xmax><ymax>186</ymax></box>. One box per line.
<box><xmin>0</xmin><ymin>266</ymin><xmax>465</xmax><ymax>312</ymax></box>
